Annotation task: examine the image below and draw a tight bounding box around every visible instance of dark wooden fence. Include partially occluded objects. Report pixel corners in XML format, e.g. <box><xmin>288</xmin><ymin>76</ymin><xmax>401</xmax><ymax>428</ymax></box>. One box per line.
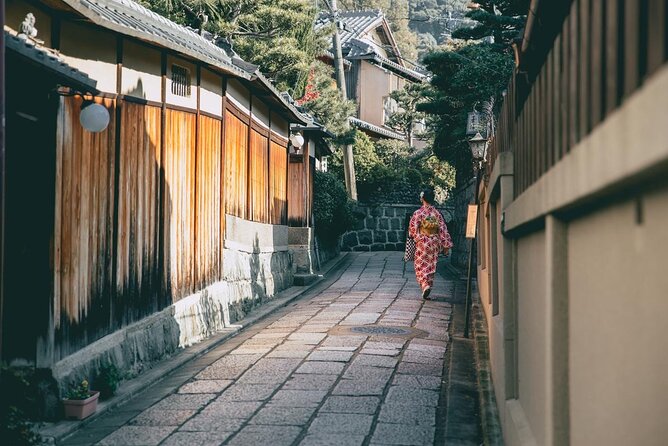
<box><xmin>487</xmin><ymin>0</ymin><xmax>667</xmax><ymax>195</ymax></box>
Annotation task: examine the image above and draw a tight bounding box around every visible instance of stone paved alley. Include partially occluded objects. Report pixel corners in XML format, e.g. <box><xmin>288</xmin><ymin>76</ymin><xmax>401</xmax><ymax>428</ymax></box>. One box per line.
<box><xmin>60</xmin><ymin>253</ymin><xmax>482</xmax><ymax>446</ymax></box>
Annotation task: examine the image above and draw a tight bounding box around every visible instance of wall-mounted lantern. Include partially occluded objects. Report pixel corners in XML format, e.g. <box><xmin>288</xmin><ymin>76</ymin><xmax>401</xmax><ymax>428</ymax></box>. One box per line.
<box><xmin>289</xmin><ymin>131</ymin><xmax>305</xmax><ymax>154</ymax></box>
<box><xmin>79</xmin><ymin>100</ymin><xmax>110</xmax><ymax>133</ymax></box>
<box><xmin>56</xmin><ymin>88</ymin><xmax>110</xmax><ymax>133</ymax></box>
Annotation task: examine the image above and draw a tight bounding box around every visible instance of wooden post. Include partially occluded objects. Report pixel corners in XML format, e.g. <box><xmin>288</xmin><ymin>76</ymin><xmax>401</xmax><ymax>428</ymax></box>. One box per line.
<box><xmin>330</xmin><ymin>0</ymin><xmax>357</xmax><ymax>201</ymax></box>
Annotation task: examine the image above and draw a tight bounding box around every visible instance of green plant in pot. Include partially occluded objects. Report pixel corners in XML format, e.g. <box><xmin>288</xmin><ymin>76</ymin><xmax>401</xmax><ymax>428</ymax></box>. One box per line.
<box><xmin>95</xmin><ymin>364</ymin><xmax>121</xmax><ymax>400</ymax></box>
<box><xmin>62</xmin><ymin>380</ymin><xmax>99</xmax><ymax>420</ymax></box>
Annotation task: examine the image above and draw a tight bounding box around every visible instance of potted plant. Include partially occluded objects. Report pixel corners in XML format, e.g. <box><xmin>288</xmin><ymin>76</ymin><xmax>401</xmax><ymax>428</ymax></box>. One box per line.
<box><xmin>62</xmin><ymin>380</ymin><xmax>99</xmax><ymax>420</ymax></box>
<box><xmin>95</xmin><ymin>364</ymin><xmax>121</xmax><ymax>400</ymax></box>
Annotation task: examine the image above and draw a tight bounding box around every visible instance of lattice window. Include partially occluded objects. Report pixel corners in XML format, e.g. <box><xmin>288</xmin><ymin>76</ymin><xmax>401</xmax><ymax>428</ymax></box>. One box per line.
<box><xmin>171</xmin><ymin>64</ymin><xmax>191</xmax><ymax>97</ymax></box>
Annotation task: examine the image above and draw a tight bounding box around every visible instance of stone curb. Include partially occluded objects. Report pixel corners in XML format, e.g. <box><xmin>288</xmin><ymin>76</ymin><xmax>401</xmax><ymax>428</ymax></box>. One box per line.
<box><xmin>38</xmin><ymin>253</ymin><xmax>351</xmax><ymax>445</ymax></box>
<box><xmin>471</xmin><ymin>290</ymin><xmax>504</xmax><ymax>446</ymax></box>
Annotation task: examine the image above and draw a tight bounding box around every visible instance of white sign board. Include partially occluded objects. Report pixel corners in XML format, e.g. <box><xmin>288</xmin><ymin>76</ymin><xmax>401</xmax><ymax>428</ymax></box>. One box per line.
<box><xmin>465</xmin><ymin>205</ymin><xmax>478</xmax><ymax>239</ymax></box>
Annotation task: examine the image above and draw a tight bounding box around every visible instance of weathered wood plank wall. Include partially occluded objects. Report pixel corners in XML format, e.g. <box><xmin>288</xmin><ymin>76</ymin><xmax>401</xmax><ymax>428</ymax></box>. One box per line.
<box><xmin>163</xmin><ymin>109</ymin><xmax>196</xmax><ymax>300</ymax></box>
<box><xmin>269</xmin><ymin>141</ymin><xmax>288</xmax><ymax>225</ymax></box>
<box><xmin>117</xmin><ymin>102</ymin><xmax>162</xmax><ymax>323</ymax></box>
<box><xmin>249</xmin><ymin>128</ymin><xmax>269</xmax><ymax>223</ymax></box>
<box><xmin>195</xmin><ymin>115</ymin><xmax>223</xmax><ymax>288</ymax></box>
<box><xmin>47</xmin><ymin>38</ymin><xmax>299</xmax><ymax>361</ymax></box>
<box><xmin>224</xmin><ymin>112</ymin><xmax>248</xmax><ymax>220</ymax></box>
<box><xmin>287</xmin><ymin>145</ymin><xmax>307</xmax><ymax>227</ymax></box>
<box><xmin>54</xmin><ymin>96</ymin><xmax>116</xmax><ymax>358</ymax></box>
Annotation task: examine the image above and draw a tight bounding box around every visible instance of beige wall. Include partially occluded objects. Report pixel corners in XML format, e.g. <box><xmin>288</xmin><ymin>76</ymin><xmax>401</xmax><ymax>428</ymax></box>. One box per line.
<box><xmin>478</xmin><ymin>67</ymin><xmax>668</xmax><ymax>446</ymax></box>
<box><xmin>252</xmin><ymin>99</ymin><xmax>270</xmax><ymax>129</ymax></box>
<box><xmin>60</xmin><ymin>22</ymin><xmax>117</xmax><ymax>94</ymax></box>
<box><xmin>515</xmin><ymin>230</ymin><xmax>547</xmax><ymax>445</ymax></box>
<box><xmin>271</xmin><ymin>114</ymin><xmax>289</xmax><ymax>139</ymax></box>
<box><xmin>200</xmin><ymin>68</ymin><xmax>223</xmax><ymax>117</ymax></box>
<box><xmin>165</xmin><ymin>56</ymin><xmax>197</xmax><ymax>109</ymax></box>
<box><xmin>121</xmin><ymin>40</ymin><xmax>162</xmax><ymax>101</ymax></box>
<box><xmin>359</xmin><ymin>61</ymin><xmax>389</xmax><ymax>126</ymax></box>
<box><xmin>568</xmin><ymin>188</ymin><xmax>668</xmax><ymax>446</ymax></box>
<box><xmin>227</xmin><ymin>79</ymin><xmax>251</xmax><ymax>114</ymax></box>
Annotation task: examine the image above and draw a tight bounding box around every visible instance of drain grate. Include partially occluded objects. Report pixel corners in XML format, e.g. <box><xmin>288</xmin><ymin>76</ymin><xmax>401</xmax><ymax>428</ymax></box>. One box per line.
<box><xmin>350</xmin><ymin>326</ymin><xmax>413</xmax><ymax>336</ymax></box>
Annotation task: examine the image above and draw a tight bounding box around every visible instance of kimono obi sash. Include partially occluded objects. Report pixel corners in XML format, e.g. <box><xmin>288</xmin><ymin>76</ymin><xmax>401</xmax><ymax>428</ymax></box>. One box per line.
<box><xmin>420</xmin><ymin>217</ymin><xmax>439</xmax><ymax>235</ymax></box>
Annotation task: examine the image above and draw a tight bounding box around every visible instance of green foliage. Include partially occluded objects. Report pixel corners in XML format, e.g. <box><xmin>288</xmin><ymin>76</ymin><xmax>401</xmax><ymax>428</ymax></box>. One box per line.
<box><xmin>386</xmin><ymin>82</ymin><xmax>429</xmax><ymax>143</ymax></box>
<box><xmin>298</xmin><ymin>61</ymin><xmax>357</xmax><ymax>144</ymax></box>
<box><xmin>451</xmin><ymin>0</ymin><xmax>528</xmax><ymax>47</ymax></box>
<box><xmin>329</xmin><ymin>131</ymin><xmax>455</xmax><ymax>203</ymax></box>
<box><xmin>418</xmin><ymin>42</ymin><xmax>514</xmax><ymax>185</ymax></box>
<box><xmin>140</xmin><ymin>0</ymin><xmax>324</xmax><ymax>96</ymax></box>
<box><xmin>66</xmin><ymin>379</ymin><xmax>92</xmax><ymax>400</ymax></box>
<box><xmin>95</xmin><ymin>364</ymin><xmax>122</xmax><ymax>400</ymax></box>
<box><xmin>0</xmin><ymin>365</ymin><xmax>42</xmax><ymax>446</ymax></box>
<box><xmin>408</xmin><ymin>0</ymin><xmax>470</xmax><ymax>57</ymax></box>
<box><xmin>313</xmin><ymin>171</ymin><xmax>356</xmax><ymax>245</ymax></box>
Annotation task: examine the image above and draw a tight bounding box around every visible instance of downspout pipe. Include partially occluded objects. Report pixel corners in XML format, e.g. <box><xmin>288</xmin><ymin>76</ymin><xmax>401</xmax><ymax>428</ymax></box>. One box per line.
<box><xmin>521</xmin><ymin>0</ymin><xmax>540</xmax><ymax>53</ymax></box>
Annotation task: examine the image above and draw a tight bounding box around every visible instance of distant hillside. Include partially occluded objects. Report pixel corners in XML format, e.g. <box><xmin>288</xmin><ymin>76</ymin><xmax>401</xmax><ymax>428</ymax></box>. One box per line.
<box><xmin>408</xmin><ymin>0</ymin><xmax>471</xmax><ymax>56</ymax></box>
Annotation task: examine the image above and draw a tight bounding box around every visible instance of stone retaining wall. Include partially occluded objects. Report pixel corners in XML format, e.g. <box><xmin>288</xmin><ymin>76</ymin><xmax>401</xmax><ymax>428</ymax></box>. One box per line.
<box><xmin>340</xmin><ymin>203</ymin><xmax>454</xmax><ymax>252</ymax></box>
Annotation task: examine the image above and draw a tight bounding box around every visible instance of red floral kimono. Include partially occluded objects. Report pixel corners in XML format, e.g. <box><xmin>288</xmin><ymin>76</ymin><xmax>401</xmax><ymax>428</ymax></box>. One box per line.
<box><xmin>409</xmin><ymin>205</ymin><xmax>453</xmax><ymax>292</ymax></box>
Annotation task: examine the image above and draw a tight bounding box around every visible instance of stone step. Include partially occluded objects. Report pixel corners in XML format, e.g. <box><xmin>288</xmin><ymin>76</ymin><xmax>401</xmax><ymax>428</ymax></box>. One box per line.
<box><xmin>293</xmin><ymin>274</ymin><xmax>320</xmax><ymax>286</ymax></box>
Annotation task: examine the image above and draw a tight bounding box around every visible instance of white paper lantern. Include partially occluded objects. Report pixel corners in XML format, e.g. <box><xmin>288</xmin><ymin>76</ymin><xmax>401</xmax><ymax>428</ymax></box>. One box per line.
<box><xmin>80</xmin><ymin>102</ymin><xmax>110</xmax><ymax>133</ymax></box>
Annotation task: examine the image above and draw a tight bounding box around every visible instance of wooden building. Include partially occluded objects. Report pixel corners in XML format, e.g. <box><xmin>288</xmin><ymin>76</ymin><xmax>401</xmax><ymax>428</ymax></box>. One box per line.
<box><xmin>1</xmin><ymin>0</ymin><xmax>314</xmax><ymax>404</ymax></box>
<box><xmin>315</xmin><ymin>10</ymin><xmax>427</xmax><ymax>147</ymax></box>
<box><xmin>474</xmin><ymin>1</ymin><xmax>668</xmax><ymax>444</ymax></box>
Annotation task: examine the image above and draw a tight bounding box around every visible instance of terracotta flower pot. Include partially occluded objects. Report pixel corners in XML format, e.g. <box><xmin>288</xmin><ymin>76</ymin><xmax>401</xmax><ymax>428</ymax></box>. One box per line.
<box><xmin>62</xmin><ymin>390</ymin><xmax>100</xmax><ymax>420</ymax></box>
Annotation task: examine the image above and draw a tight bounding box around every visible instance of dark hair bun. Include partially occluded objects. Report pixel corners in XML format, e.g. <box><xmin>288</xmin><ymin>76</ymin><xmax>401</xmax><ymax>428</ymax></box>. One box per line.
<box><xmin>421</xmin><ymin>188</ymin><xmax>435</xmax><ymax>204</ymax></box>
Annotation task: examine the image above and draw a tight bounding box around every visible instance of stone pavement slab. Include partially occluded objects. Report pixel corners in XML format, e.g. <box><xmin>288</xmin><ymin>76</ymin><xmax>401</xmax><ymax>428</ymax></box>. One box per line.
<box><xmin>60</xmin><ymin>252</ymin><xmax>481</xmax><ymax>446</ymax></box>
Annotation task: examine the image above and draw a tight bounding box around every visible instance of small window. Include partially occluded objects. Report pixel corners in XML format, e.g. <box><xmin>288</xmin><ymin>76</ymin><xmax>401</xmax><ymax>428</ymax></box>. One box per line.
<box><xmin>171</xmin><ymin>64</ymin><xmax>191</xmax><ymax>97</ymax></box>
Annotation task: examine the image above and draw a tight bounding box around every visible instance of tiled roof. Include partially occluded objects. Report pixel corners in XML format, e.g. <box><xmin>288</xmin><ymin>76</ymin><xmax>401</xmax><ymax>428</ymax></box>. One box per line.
<box><xmin>61</xmin><ymin>0</ymin><xmax>250</xmax><ymax>79</ymax></box>
<box><xmin>349</xmin><ymin>117</ymin><xmax>405</xmax><ymax>140</ymax></box>
<box><xmin>316</xmin><ymin>10</ymin><xmax>427</xmax><ymax>82</ymax></box>
<box><xmin>315</xmin><ymin>10</ymin><xmax>384</xmax><ymax>47</ymax></box>
<box><xmin>4</xmin><ymin>28</ymin><xmax>98</xmax><ymax>93</ymax></box>
<box><xmin>56</xmin><ymin>0</ymin><xmax>307</xmax><ymax>123</ymax></box>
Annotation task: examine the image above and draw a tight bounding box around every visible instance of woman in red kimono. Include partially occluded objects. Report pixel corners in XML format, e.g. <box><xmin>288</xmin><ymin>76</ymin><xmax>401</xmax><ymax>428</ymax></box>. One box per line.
<box><xmin>409</xmin><ymin>188</ymin><xmax>453</xmax><ymax>299</ymax></box>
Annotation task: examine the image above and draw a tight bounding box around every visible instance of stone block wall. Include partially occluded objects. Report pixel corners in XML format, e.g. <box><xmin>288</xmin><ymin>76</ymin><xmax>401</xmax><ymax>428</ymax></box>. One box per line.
<box><xmin>449</xmin><ymin>179</ymin><xmax>476</xmax><ymax>268</ymax></box>
<box><xmin>340</xmin><ymin>204</ymin><xmax>454</xmax><ymax>252</ymax></box>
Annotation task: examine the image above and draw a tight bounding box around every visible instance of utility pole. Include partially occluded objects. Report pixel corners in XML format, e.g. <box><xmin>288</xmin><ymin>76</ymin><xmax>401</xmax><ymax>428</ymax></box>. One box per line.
<box><xmin>330</xmin><ymin>0</ymin><xmax>357</xmax><ymax>200</ymax></box>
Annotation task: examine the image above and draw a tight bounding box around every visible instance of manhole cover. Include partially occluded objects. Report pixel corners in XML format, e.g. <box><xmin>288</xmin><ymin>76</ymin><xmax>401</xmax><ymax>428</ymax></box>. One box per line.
<box><xmin>350</xmin><ymin>326</ymin><xmax>412</xmax><ymax>335</ymax></box>
<box><xmin>328</xmin><ymin>325</ymin><xmax>427</xmax><ymax>338</ymax></box>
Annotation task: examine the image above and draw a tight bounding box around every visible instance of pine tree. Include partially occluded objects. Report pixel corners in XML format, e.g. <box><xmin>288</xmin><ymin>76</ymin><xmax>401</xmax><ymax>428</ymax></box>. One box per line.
<box><xmin>451</xmin><ymin>0</ymin><xmax>527</xmax><ymax>47</ymax></box>
<box><xmin>139</xmin><ymin>0</ymin><xmax>325</xmax><ymax>96</ymax></box>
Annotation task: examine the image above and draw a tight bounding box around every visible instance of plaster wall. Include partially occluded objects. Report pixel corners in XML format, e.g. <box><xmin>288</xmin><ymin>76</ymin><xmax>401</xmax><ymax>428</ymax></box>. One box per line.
<box><xmin>252</xmin><ymin>99</ymin><xmax>270</xmax><ymax>129</ymax></box>
<box><xmin>165</xmin><ymin>56</ymin><xmax>197</xmax><ymax>109</ymax></box>
<box><xmin>568</xmin><ymin>188</ymin><xmax>668</xmax><ymax>446</ymax></box>
<box><xmin>200</xmin><ymin>68</ymin><xmax>223</xmax><ymax>117</ymax></box>
<box><xmin>60</xmin><ymin>22</ymin><xmax>117</xmax><ymax>94</ymax></box>
<box><xmin>359</xmin><ymin>61</ymin><xmax>390</xmax><ymax>127</ymax></box>
<box><xmin>226</xmin><ymin>79</ymin><xmax>251</xmax><ymax>114</ymax></box>
<box><xmin>271</xmin><ymin>114</ymin><xmax>289</xmax><ymax>138</ymax></box>
<box><xmin>121</xmin><ymin>40</ymin><xmax>162</xmax><ymax>101</ymax></box>
<box><xmin>515</xmin><ymin>230</ymin><xmax>547</xmax><ymax>446</ymax></box>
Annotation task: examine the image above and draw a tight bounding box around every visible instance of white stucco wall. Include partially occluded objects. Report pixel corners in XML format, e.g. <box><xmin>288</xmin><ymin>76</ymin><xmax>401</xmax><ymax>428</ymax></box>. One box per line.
<box><xmin>60</xmin><ymin>22</ymin><xmax>117</xmax><ymax>94</ymax></box>
<box><xmin>121</xmin><ymin>40</ymin><xmax>162</xmax><ymax>101</ymax></box>
<box><xmin>200</xmin><ymin>68</ymin><xmax>223</xmax><ymax>117</ymax></box>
